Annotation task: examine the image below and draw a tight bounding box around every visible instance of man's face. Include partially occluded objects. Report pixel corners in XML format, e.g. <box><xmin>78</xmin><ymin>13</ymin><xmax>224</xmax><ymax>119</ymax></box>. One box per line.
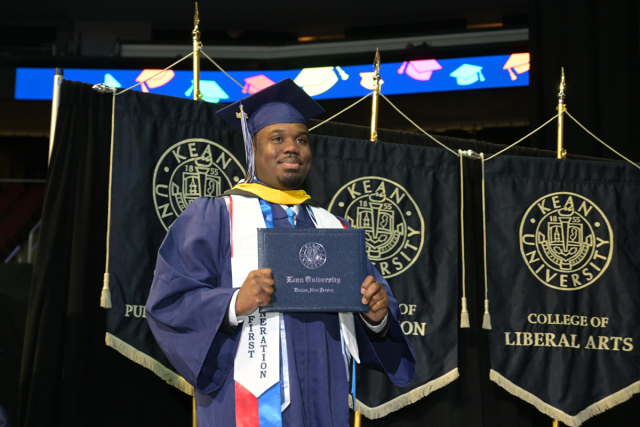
<box><xmin>253</xmin><ymin>122</ymin><xmax>311</xmax><ymax>190</ymax></box>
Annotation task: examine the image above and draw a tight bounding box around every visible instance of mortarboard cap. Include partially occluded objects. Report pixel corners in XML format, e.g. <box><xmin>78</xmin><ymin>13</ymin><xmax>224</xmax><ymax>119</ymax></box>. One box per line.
<box><xmin>217</xmin><ymin>78</ymin><xmax>325</xmax><ymax>182</ymax></box>
<box><xmin>217</xmin><ymin>78</ymin><xmax>325</xmax><ymax>136</ymax></box>
<box><xmin>197</xmin><ymin>80</ymin><xmax>229</xmax><ymax>103</ymax></box>
<box><xmin>503</xmin><ymin>53</ymin><xmax>530</xmax><ymax>81</ymax></box>
<box><xmin>359</xmin><ymin>72</ymin><xmax>384</xmax><ymax>90</ymax></box>
<box><xmin>242</xmin><ymin>75</ymin><xmax>276</xmax><ymax>94</ymax></box>
<box><xmin>398</xmin><ymin>59</ymin><xmax>442</xmax><ymax>81</ymax></box>
<box><xmin>294</xmin><ymin>67</ymin><xmax>340</xmax><ymax>96</ymax></box>
<box><xmin>135</xmin><ymin>69</ymin><xmax>175</xmax><ymax>93</ymax></box>
<box><xmin>450</xmin><ymin>64</ymin><xmax>485</xmax><ymax>86</ymax></box>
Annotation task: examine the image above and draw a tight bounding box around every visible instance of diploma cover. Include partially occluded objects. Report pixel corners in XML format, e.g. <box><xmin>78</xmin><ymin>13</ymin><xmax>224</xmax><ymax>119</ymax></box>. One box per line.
<box><xmin>258</xmin><ymin>228</ymin><xmax>369</xmax><ymax>312</ymax></box>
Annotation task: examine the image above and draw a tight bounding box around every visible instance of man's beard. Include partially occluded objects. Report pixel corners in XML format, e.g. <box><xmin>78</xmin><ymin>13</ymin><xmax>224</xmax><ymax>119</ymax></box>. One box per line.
<box><xmin>277</xmin><ymin>171</ymin><xmax>305</xmax><ymax>189</ymax></box>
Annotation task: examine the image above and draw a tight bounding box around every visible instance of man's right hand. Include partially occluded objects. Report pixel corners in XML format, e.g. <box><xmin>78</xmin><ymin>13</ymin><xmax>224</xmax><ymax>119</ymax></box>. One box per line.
<box><xmin>235</xmin><ymin>268</ymin><xmax>275</xmax><ymax>316</ymax></box>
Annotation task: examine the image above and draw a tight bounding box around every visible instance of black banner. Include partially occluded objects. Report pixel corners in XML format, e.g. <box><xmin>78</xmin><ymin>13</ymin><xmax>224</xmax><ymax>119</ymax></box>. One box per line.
<box><xmin>484</xmin><ymin>155</ymin><xmax>640</xmax><ymax>426</ymax></box>
<box><xmin>106</xmin><ymin>89</ymin><xmax>460</xmax><ymax>415</ymax></box>
<box><xmin>106</xmin><ymin>90</ymin><xmax>246</xmax><ymax>392</ymax></box>
<box><xmin>305</xmin><ymin>136</ymin><xmax>460</xmax><ymax>419</ymax></box>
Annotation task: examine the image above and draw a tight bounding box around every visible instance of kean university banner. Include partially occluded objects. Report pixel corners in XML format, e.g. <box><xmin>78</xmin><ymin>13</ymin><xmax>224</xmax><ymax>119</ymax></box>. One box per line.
<box><xmin>103</xmin><ymin>89</ymin><xmax>246</xmax><ymax>394</ymax></box>
<box><xmin>483</xmin><ymin>155</ymin><xmax>640</xmax><ymax>426</ymax></box>
<box><xmin>103</xmin><ymin>89</ymin><xmax>461</xmax><ymax>416</ymax></box>
<box><xmin>306</xmin><ymin>137</ymin><xmax>460</xmax><ymax>419</ymax></box>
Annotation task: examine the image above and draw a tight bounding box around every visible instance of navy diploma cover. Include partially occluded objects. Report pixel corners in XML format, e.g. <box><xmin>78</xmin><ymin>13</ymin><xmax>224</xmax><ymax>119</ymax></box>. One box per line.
<box><xmin>258</xmin><ymin>228</ymin><xmax>369</xmax><ymax>312</ymax></box>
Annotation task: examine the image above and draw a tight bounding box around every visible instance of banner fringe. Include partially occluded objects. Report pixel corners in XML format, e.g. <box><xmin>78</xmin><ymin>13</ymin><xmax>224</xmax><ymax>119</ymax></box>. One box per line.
<box><xmin>100</xmin><ymin>273</ymin><xmax>112</xmax><ymax>309</ymax></box>
<box><xmin>490</xmin><ymin>369</ymin><xmax>640</xmax><ymax>426</ymax></box>
<box><xmin>105</xmin><ymin>332</ymin><xmax>194</xmax><ymax>396</ymax></box>
<box><xmin>350</xmin><ymin>368</ymin><xmax>459</xmax><ymax>419</ymax></box>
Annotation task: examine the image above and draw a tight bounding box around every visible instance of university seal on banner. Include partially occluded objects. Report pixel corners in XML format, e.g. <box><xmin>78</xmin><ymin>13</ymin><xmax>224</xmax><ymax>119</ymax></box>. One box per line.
<box><xmin>328</xmin><ymin>177</ymin><xmax>424</xmax><ymax>278</ymax></box>
<box><xmin>153</xmin><ymin>138</ymin><xmax>245</xmax><ymax>230</ymax></box>
<box><xmin>519</xmin><ymin>192</ymin><xmax>613</xmax><ymax>291</ymax></box>
<box><xmin>299</xmin><ymin>242</ymin><xmax>327</xmax><ymax>269</ymax></box>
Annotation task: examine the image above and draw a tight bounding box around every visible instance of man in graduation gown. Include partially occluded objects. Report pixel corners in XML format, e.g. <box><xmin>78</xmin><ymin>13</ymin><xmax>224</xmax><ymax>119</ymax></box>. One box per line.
<box><xmin>146</xmin><ymin>79</ymin><xmax>416</xmax><ymax>427</ymax></box>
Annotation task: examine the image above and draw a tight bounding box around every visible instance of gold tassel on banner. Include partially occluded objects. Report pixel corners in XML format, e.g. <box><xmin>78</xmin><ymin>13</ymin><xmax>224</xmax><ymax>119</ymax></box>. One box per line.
<box><xmin>101</xmin><ymin>91</ymin><xmax>117</xmax><ymax>309</ymax></box>
<box><xmin>458</xmin><ymin>150</ymin><xmax>470</xmax><ymax>328</ymax></box>
<box><xmin>482</xmin><ymin>300</ymin><xmax>491</xmax><ymax>330</ymax></box>
<box><xmin>101</xmin><ymin>273</ymin><xmax>112</xmax><ymax>309</ymax></box>
<box><xmin>480</xmin><ymin>153</ymin><xmax>491</xmax><ymax>330</ymax></box>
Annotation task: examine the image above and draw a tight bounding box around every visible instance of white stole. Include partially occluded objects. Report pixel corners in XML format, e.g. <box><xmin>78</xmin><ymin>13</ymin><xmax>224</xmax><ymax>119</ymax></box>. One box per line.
<box><xmin>230</xmin><ymin>195</ymin><xmax>359</xmax><ymax>399</ymax></box>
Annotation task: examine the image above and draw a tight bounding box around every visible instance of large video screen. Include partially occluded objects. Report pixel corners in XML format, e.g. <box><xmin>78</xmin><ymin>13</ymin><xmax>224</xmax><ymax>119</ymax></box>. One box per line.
<box><xmin>15</xmin><ymin>53</ymin><xmax>529</xmax><ymax>102</ymax></box>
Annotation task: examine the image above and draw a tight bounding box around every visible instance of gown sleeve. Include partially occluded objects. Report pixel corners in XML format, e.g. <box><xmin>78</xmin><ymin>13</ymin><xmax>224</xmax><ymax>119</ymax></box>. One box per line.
<box><xmin>145</xmin><ymin>197</ymin><xmax>240</xmax><ymax>394</ymax></box>
<box><xmin>334</xmin><ymin>216</ymin><xmax>416</xmax><ymax>387</ymax></box>
<box><xmin>355</xmin><ymin>261</ymin><xmax>417</xmax><ymax>387</ymax></box>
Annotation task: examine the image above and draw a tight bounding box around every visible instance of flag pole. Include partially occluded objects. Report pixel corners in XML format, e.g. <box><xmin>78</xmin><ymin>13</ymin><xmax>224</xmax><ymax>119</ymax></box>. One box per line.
<box><xmin>370</xmin><ymin>49</ymin><xmax>381</xmax><ymax>141</ymax></box>
<box><xmin>192</xmin><ymin>2</ymin><xmax>202</xmax><ymax>101</ymax></box>
<box><xmin>556</xmin><ymin>67</ymin><xmax>567</xmax><ymax>159</ymax></box>
<box><xmin>552</xmin><ymin>69</ymin><xmax>566</xmax><ymax>427</ymax></box>
<box><xmin>191</xmin><ymin>5</ymin><xmax>201</xmax><ymax>425</ymax></box>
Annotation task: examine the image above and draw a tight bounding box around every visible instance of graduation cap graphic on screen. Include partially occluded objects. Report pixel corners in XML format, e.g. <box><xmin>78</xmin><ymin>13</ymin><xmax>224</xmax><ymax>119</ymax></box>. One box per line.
<box><xmin>185</xmin><ymin>80</ymin><xmax>229</xmax><ymax>103</ymax></box>
<box><xmin>294</xmin><ymin>66</ymin><xmax>348</xmax><ymax>97</ymax></box>
<box><xmin>503</xmin><ymin>53</ymin><xmax>530</xmax><ymax>80</ymax></box>
<box><xmin>242</xmin><ymin>75</ymin><xmax>276</xmax><ymax>94</ymax></box>
<box><xmin>104</xmin><ymin>73</ymin><xmax>122</xmax><ymax>88</ymax></box>
<box><xmin>450</xmin><ymin>64</ymin><xmax>485</xmax><ymax>86</ymax></box>
<box><xmin>135</xmin><ymin>70</ymin><xmax>175</xmax><ymax>92</ymax></box>
<box><xmin>397</xmin><ymin>59</ymin><xmax>442</xmax><ymax>81</ymax></box>
<box><xmin>359</xmin><ymin>72</ymin><xmax>384</xmax><ymax>90</ymax></box>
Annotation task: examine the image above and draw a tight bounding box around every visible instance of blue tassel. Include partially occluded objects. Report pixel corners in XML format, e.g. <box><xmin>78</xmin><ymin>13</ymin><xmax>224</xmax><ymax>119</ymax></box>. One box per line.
<box><xmin>239</xmin><ymin>104</ymin><xmax>255</xmax><ymax>182</ymax></box>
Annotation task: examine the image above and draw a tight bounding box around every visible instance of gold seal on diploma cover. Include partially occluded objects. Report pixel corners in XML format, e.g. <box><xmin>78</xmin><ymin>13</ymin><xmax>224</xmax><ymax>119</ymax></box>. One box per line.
<box><xmin>328</xmin><ymin>177</ymin><xmax>424</xmax><ymax>279</ymax></box>
<box><xmin>153</xmin><ymin>138</ymin><xmax>245</xmax><ymax>230</ymax></box>
<box><xmin>519</xmin><ymin>192</ymin><xmax>613</xmax><ymax>291</ymax></box>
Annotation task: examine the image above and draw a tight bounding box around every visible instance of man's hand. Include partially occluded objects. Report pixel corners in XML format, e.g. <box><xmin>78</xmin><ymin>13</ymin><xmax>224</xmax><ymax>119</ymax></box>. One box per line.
<box><xmin>360</xmin><ymin>275</ymin><xmax>389</xmax><ymax>325</ymax></box>
<box><xmin>235</xmin><ymin>268</ymin><xmax>275</xmax><ymax>316</ymax></box>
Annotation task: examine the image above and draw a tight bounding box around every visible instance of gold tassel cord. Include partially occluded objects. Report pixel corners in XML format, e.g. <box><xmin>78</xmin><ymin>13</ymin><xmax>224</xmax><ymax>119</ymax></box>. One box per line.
<box><xmin>101</xmin><ymin>92</ymin><xmax>117</xmax><ymax>309</ymax></box>
<box><xmin>564</xmin><ymin>110</ymin><xmax>640</xmax><ymax>171</ymax></box>
<box><xmin>480</xmin><ymin>153</ymin><xmax>491</xmax><ymax>330</ymax></box>
<box><xmin>458</xmin><ymin>150</ymin><xmax>470</xmax><ymax>328</ymax></box>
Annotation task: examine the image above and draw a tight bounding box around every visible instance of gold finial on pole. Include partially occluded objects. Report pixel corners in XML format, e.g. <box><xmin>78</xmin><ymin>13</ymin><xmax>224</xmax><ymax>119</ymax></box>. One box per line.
<box><xmin>370</xmin><ymin>48</ymin><xmax>381</xmax><ymax>141</ymax></box>
<box><xmin>553</xmin><ymin>420</ymin><xmax>561</xmax><ymax>427</ymax></box>
<box><xmin>192</xmin><ymin>2</ymin><xmax>202</xmax><ymax>101</ymax></box>
<box><xmin>556</xmin><ymin>67</ymin><xmax>567</xmax><ymax>159</ymax></box>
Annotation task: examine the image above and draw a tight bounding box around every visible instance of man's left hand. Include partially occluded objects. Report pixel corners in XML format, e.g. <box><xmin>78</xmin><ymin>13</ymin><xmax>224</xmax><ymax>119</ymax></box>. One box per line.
<box><xmin>360</xmin><ymin>275</ymin><xmax>389</xmax><ymax>325</ymax></box>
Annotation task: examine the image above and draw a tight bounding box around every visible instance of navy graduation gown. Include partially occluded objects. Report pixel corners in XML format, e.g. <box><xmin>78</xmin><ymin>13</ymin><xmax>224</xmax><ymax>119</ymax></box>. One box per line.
<box><xmin>146</xmin><ymin>197</ymin><xmax>415</xmax><ymax>427</ymax></box>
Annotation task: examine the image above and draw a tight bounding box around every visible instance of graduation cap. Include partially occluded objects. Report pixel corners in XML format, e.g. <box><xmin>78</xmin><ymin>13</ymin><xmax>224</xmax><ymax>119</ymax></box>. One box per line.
<box><xmin>503</xmin><ymin>53</ymin><xmax>530</xmax><ymax>81</ymax></box>
<box><xmin>104</xmin><ymin>73</ymin><xmax>122</xmax><ymax>88</ymax></box>
<box><xmin>242</xmin><ymin>75</ymin><xmax>276</xmax><ymax>94</ymax></box>
<box><xmin>449</xmin><ymin>64</ymin><xmax>485</xmax><ymax>86</ymax></box>
<box><xmin>359</xmin><ymin>72</ymin><xmax>384</xmax><ymax>90</ymax></box>
<box><xmin>185</xmin><ymin>80</ymin><xmax>229</xmax><ymax>103</ymax></box>
<box><xmin>135</xmin><ymin>69</ymin><xmax>175</xmax><ymax>92</ymax></box>
<box><xmin>397</xmin><ymin>59</ymin><xmax>442</xmax><ymax>81</ymax></box>
<box><xmin>294</xmin><ymin>67</ymin><xmax>346</xmax><ymax>96</ymax></box>
<box><xmin>217</xmin><ymin>78</ymin><xmax>325</xmax><ymax>181</ymax></box>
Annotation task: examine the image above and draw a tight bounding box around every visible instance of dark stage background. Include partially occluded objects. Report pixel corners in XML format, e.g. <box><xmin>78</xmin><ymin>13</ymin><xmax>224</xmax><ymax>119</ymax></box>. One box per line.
<box><xmin>16</xmin><ymin>80</ymin><xmax>639</xmax><ymax>427</ymax></box>
<box><xmin>11</xmin><ymin>2</ymin><xmax>640</xmax><ymax>426</ymax></box>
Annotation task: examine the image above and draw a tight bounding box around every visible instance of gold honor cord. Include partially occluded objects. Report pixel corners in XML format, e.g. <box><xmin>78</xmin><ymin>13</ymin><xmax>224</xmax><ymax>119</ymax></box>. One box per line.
<box><xmin>232</xmin><ymin>183</ymin><xmax>311</xmax><ymax>205</ymax></box>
